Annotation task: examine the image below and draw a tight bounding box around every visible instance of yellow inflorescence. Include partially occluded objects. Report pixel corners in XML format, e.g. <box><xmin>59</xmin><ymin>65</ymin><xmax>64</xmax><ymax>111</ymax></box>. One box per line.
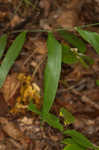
<box><xmin>11</xmin><ymin>73</ymin><xmax>41</xmax><ymax>114</ymax></box>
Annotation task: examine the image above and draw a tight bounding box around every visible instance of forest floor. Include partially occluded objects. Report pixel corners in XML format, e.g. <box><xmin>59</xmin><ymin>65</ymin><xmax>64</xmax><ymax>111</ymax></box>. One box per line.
<box><xmin>0</xmin><ymin>0</ymin><xmax>99</xmax><ymax>149</ymax></box>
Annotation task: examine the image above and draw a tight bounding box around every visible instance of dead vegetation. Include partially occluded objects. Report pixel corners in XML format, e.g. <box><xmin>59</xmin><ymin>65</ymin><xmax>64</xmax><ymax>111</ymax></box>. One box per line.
<box><xmin>0</xmin><ymin>0</ymin><xmax>99</xmax><ymax>149</ymax></box>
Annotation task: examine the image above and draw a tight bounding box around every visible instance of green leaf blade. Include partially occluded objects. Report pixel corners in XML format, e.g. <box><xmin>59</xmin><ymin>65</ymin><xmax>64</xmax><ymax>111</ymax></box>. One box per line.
<box><xmin>76</xmin><ymin>28</ymin><xmax>99</xmax><ymax>54</ymax></box>
<box><xmin>61</xmin><ymin>138</ymin><xmax>75</xmax><ymax>145</ymax></box>
<box><xmin>64</xmin><ymin>130</ymin><xmax>95</xmax><ymax>149</ymax></box>
<box><xmin>42</xmin><ymin>32</ymin><xmax>62</xmax><ymax>118</ymax></box>
<box><xmin>0</xmin><ymin>34</ymin><xmax>7</xmax><ymax>59</ymax></box>
<box><xmin>59</xmin><ymin>30</ymin><xmax>86</xmax><ymax>53</ymax></box>
<box><xmin>63</xmin><ymin>144</ymin><xmax>86</xmax><ymax>150</ymax></box>
<box><xmin>43</xmin><ymin>112</ymin><xmax>63</xmax><ymax>131</ymax></box>
<box><xmin>28</xmin><ymin>101</ymin><xmax>41</xmax><ymax>115</ymax></box>
<box><xmin>96</xmin><ymin>80</ymin><xmax>99</xmax><ymax>86</ymax></box>
<box><xmin>62</xmin><ymin>44</ymin><xmax>78</xmax><ymax>64</ymax></box>
<box><xmin>0</xmin><ymin>32</ymin><xmax>26</xmax><ymax>88</ymax></box>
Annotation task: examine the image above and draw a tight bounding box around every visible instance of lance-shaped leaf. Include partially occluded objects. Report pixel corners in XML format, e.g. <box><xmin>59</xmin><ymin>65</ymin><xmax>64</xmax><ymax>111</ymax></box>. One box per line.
<box><xmin>0</xmin><ymin>34</ymin><xmax>7</xmax><ymax>59</ymax></box>
<box><xmin>76</xmin><ymin>28</ymin><xmax>99</xmax><ymax>54</ymax></box>
<box><xmin>63</xmin><ymin>144</ymin><xmax>86</xmax><ymax>150</ymax></box>
<box><xmin>42</xmin><ymin>32</ymin><xmax>62</xmax><ymax>118</ymax></box>
<box><xmin>59</xmin><ymin>30</ymin><xmax>86</xmax><ymax>53</ymax></box>
<box><xmin>28</xmin><ymin>101</ymin><xmax>41</xmax><ymax>115</ymax></box>
<box><xmin>61</xmin><ymin>138</ymin><xmax>76</xmax><ymax>145</ymax></box>
<box><xmin>0</xmin><ymin>32</ymin><xmax>26</xmax><ymax>88</ymax></box>
<box><xmin>64</xmin><ymin>130</ymin><xmax>95</xmax><ymax>149</ymax></box>
<box><xmin>43</xmin><ymin>112</ymin><xmax>63</xmax><ymax>131</ymax></box>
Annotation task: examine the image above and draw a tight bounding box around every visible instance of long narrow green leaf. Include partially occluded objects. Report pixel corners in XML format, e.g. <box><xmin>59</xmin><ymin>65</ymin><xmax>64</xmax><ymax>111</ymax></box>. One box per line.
<box><xmin>61</xmin><ymin>138</ymin><xmax>76</xmax><ymax>145</ymax></box>
<box><xmin>0</xmin><ymin>34</ymin><xmax>7</xmax><ymax>59</ymax></box>
<box><xmin>28</xmin><ymin>101</ymin><xmax>41</xmax><ymax>115</ymax></box>
<box><xmin>76</xmin><ymin>28</ymin><xmax>99</xmax><ymax>54</ymax></box>
<box><xmin>63</xmin><ymin>144</ymin><xmax>86</xmax><ymax>150</ymax></box>
<box><xmin>64</xmin><ymin>130</ymin><xmax>95</xmax><ymax>149</ymax></box>
<box><xmin>59</xmin><ymin>30</ymin><xmax>86</xmax><ymax>53</ymax></box>
<box><xmin>0</xmin><ymin>32</ymin><xmax>26</xmax><ymax>88</ymax></box>
<box><xmin>42</xmin><ymin>32</ymin><xmax>62</xmax><ymax>118</ymax></box>
<box><xmin>43</xmin><ymin>112</ymin><xmax>63</xmax><ymax>131</ymax></box>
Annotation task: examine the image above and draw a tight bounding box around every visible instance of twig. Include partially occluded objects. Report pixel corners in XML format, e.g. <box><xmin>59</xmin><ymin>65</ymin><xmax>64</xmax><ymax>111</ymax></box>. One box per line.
<box><xmin>32</xmin><ymin>54</ymin><xmax>47</xmax><ymax>78</ymax></box>
<box><xmin>14</xmin><ymin>1</ymin><xmax>23</xmax><ymax>14</ymax></box>
<box><xmin>81</xmin><ymin>95</ymin><xmax>99</xmax><ymax>110</ymax></box>
<box><xmin>10</xmin><ymin>22</ymin><xmax>99</xmax><ymax>34</ymax></box>
<box><xmin>23</xmin><ymin>51</ymin><xmax>36</xmax><ymax>66</ymax></box>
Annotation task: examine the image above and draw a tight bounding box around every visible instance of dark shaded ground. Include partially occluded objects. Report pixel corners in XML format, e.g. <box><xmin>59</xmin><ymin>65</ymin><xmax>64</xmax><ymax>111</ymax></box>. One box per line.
<box><xmin>0</xmin><ymin>0</ymin><xmax>99</xmax><ymax>149</ymax></box>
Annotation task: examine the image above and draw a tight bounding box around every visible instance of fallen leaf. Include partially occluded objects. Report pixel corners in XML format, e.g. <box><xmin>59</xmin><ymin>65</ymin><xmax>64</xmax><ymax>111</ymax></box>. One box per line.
<box><xmin>0</xmin><ymin>94</ymin><xmax>8</xmax><ymax>116</ymax></box>
<box><xmin>10</xmin><ymin>15</ymin><xmax>23</xmax><ymax>27</ymax></box>
<box><xmin>0</xmin><ymin>117</ymin><xmax>24</xmax><ymax>140</ymax></box>
<box><xmin>56</xmin><ymin>0</ymin><xmax>85</xmax><ymax>29</ymax></box>
<box><xmin>0</xmin><ymin>117</ymin><xmax>28</xmax><ymax>149</ymax></box>
<box><xmin>57</xmin><ymin>10</ymin><xmax>78</xmax><ymax>29</ymax></box>
<box><xmin>34</xmin><ymin>39</ymin><xmax>47</xmax><ymax>54</ymax></box>
<box><xmin>1</xmin><ymin>73</ymin><xmax>20</xmax><ymax>104</ymax></box>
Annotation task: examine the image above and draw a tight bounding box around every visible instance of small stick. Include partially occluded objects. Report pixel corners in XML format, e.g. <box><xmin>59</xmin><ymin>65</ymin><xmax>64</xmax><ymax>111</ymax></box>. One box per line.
<box><xmin>81</xmin><ymin>95</ymin><xmax>99</xmax><ymax>110</ymax></box>
<box><xmin>32</xmin><ymin>54</ymin><xmax>47</xmax><ymax>78</ymax></box>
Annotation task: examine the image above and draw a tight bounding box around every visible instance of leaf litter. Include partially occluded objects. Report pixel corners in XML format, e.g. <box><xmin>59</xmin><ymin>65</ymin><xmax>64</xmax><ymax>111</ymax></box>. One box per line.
<box><xmin>0</xmin><ymin>0</ymin><xmax>99</xmax><ymax>150</ymax></box>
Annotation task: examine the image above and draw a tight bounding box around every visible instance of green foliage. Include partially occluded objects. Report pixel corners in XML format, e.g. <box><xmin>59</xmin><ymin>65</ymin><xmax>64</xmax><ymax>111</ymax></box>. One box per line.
<box><xmin>80</xmin><ymin>54</ymin><xmax>94</xmax><ymax>65</ymax></box>
<box><xmin>96</xmin><ymin>80</ymin><xmax>99</xmax><ymax>86</ymax></box>
<box><xmin>28</xmin><ymin>102</ymin><xmax>64</xmax><ymax>131</ymax></box>
<box><xmin>60</xmin><ymin>107</ymin><xmax>75</xmax><ymax>124</ymax></box>
<box><xmin>28</xmin><ymin>101</ymin><xmax>41</xmax><ymax>115</ymax></box>
<box><xmin>62</xmin><ymin>44</ymin><xmax>93</xmax><ymax>68</ymax></box>
<box><xmin>0</xmin><ymin>34</ymin><xmax>7</xmax><ymax>59</ymax></box>
<box><xmin>43</xmin><ymin>112</ymin><xmax>63</xmax><ymax>131</ymax></box>
<box><xmin>63</xmin><ymin>143</ymin><xmax>86</xmax><ymax>150</ymax></box>
<box><xmin>0</xmin><ymin>23</ymin><xmax>98</xmax><ymax>150</ymax></box>
<box><xmin>0</xmin><ymin>32</ymin><xmax>26</xmax><ymax>88</ymax></box>
<box><xmin>28</xmin><ymin>30</ymin><xmax>98</xmax><ymax>150</ymax></box>
<box><xmin>76</xmin><ymin>27</ymin><xmax>99</xmax><ymax>54</ymax></box>
<box><xmin>64</xmin><ymin>130</ymin><xmax>95</xmax><ymax>149</ymax></box>
<box><xmin>59</xmin><ymin>30</ymin><xmax>86</xmax><ymax>53</ymax></box>
<box><xmin>42</xmin><ymin>32</ymin><xmax>62</xmax><ymax>118</ymax></box>
<box><xmin>62</xmin><ymin>44</ymin><xmax>78</xmax><ymax>64</ymax></box>
<box><xmin>62</xmin><ymin>138</ymin><xmax>76</xmax><ymax>145</ymax></box>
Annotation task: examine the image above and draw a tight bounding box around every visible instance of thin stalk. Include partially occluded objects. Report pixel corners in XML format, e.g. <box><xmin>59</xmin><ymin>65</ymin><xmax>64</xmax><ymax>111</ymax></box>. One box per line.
<box><xmin>7</xmin><ymin>22</ymin><xmax>99</xmax><ymax>34</ymax></box>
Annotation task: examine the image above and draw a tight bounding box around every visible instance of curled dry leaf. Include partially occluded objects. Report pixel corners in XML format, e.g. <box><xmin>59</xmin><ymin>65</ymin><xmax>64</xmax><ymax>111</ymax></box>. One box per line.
<box><xmin>0</xmin><ymin>117</ymin><xmax>23</xmax><ymax>140</ymax></box>
<box><xmin>0</xmin><ymin>117</ymin><xmax>28</xmax><ymax>149</ymax></box>
<box><xmin>34</xmin><ymin>39</ymin><xmax>47</xmax><ymax>55</ymax></box>
<box><xmin>1</xmin><ymin>73</ymin><xmax>20</xmax><ymax>104</ymax></box>
<box><xmin>56</xmin><ymin>0</ymin><xmax>85</xmax><ymax>29</ymax></box>
<box><xmin>10</xmin><ymin>15</ymin><xmax>23</xmax><ymax>28</ymax></box>
<box><xmin>57</xmin><ymin>10</ymin><xmax>79</xmax><ymax>29</ymax></box>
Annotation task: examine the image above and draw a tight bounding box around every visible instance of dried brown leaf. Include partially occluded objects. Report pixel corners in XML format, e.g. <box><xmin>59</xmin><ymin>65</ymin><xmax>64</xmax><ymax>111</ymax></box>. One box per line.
<box><xmin>0</xmin><ymin>117</ymin><xmax>24</xmax><ymax>140</ymax></box>
<box><xmin>1</xmin><ymin>73</ymin><xmax>20</xmax><ymax>103</ymax></box>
